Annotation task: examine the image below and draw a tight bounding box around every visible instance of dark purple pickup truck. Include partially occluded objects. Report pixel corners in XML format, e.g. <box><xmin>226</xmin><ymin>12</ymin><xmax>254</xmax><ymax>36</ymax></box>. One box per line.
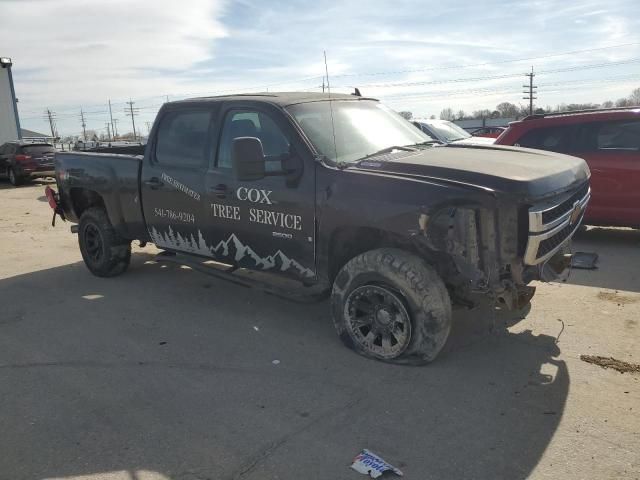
<box><xmin>45</xmin><ymin>92</ymin><xmax>589</xmax><ymax>364</ymax></box>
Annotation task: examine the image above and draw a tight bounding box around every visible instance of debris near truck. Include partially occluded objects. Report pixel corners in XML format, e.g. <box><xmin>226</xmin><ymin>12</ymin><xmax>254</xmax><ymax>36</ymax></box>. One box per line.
<box><xmin>45</xmin><ymin>92</ymin><xmax>590</xmax><ymax>364</ymax></box>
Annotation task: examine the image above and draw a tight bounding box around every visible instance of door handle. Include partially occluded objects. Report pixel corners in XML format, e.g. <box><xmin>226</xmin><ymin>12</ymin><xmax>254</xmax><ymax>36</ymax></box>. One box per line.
<box><xmin>210</xmin><ymin>183</ymin><xmax>228</xmax><ymax>198</ymax></box>
<box><xmin>144</xmin><ymin>177</ymin><xmax>164</xmax><ymax>189</ymax></box>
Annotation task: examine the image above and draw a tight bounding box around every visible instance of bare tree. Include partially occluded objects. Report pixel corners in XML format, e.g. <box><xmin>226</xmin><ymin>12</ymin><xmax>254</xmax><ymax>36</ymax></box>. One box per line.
<box><xmin>629</xmin><ymin>87</ymin><xmax>640</xmax><ymax>105</ymax></box>
<box><xmin>440</xmin><ymin>108</ymin><xmax>454</xmax><ymax>121</ymax></box>
<box><xmin>471</xmin><ymin>109</ymin><xmax>492</xmax><ymax>119</ymax></box>
<box><xmin>602</xmin><ymin>100</ymin><xmax>614</xmax><ymax>108</ymax></box>
<box><xmin>398</xmin><ymin>111</ymin><xmax>413</xmax><ymax>120</ymax></box>
<box><xmin>495</xmin><ymin>102</ymin><xmax>519</xmax><ymax>117</ymax></box>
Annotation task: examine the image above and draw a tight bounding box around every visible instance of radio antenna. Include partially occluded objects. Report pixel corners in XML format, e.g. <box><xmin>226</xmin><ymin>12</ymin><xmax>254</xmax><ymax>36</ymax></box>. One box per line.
<box><xmin>324</xmin><ymin>50</ymin><xmax>339</xmax><ymax>163</ymax></box>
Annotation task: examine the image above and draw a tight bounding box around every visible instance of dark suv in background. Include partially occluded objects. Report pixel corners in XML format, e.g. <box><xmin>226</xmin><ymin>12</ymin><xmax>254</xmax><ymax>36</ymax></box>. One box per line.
<box><xmin>0</xmin><ymin>141</ymin><xmax>56</xmax><ymax>186</ymax></box>
<box><xmin>496</xmin><ymin>107</ymin><xmax>640</xmax><ymax>228</ymax></box>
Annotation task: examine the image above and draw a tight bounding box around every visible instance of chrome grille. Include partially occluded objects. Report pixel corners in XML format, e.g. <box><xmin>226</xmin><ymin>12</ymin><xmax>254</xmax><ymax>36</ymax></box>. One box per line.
<box><xmin>524</xmin><ymin>184</ymin><xmax>590</xmax><ymax>265</ymax></box>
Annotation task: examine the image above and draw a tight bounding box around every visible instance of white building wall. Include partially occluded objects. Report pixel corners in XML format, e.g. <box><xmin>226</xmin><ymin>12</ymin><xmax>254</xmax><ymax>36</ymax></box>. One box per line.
<box><xmin>0</xmin><ymin>65</ymin><xmax>20</xmax><ymax>144</ymax></box>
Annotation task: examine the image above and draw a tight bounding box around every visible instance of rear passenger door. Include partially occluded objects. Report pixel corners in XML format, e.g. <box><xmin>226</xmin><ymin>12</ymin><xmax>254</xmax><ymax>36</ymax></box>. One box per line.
<box><xmin>574</xmin><ymin>120</ymin><xmax>640</xmax><ymax>227</ymax></box>
<box><xmin>141</xmin><ymin>106</ymin><xmax>215</xmax><ymax>253</ymax></box>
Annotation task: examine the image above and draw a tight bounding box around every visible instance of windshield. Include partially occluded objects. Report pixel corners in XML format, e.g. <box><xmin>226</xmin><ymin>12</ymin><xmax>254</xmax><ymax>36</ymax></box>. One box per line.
<box><xmin>286</xmin><ymin>100</ymin><xmax>433</xmax><ymax>164</ymax></box>
<box><xmin>426</xmin><ymin>121</ymin><xmax>471</xmax><ymax>142</ymax></box>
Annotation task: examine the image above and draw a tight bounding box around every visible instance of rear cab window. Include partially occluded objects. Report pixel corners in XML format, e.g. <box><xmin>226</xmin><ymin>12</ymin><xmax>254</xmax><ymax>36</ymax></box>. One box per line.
<box><xmin>155</xmin><ymin>110</ymin><xmax>212</xmax><ymax>168</ymax></box>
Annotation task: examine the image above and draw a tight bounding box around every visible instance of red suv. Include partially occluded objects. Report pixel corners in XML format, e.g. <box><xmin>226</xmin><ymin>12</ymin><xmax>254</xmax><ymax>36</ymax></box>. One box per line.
<box><xmin>496</xmin><ymin>108</ymin><xmax>640</xmax><ymax>228</ymax></box>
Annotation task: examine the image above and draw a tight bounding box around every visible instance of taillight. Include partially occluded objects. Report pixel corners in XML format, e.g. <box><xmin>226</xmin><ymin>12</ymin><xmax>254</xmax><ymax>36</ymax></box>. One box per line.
<box><xmin>15</xmin><ymin>154</ymin><xmax>32</xmax><ymax>162</ymax></box>
<box><xmin>45</xmin><ymin>186</ymin><xmax>58</xmax><ymax>210</ymax></box>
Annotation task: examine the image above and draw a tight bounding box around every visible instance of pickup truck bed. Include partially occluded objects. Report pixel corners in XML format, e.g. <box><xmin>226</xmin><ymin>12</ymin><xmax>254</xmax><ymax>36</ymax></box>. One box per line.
<box><xmin>56</xmin><ymin>152</ymin><xmax>148</xmax><ymax>241</ymax></box>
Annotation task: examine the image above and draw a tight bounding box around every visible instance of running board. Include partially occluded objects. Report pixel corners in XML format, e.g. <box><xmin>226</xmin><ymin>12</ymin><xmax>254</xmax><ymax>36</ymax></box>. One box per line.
<box><xmin>154</xmin><ymin>251</ymin><xmax>327</xmax><ymax>304</ymax></box>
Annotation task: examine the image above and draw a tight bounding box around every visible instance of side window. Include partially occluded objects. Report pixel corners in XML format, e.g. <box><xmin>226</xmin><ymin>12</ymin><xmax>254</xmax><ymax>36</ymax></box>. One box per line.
<box><xmin>0</xmin><ymin>144</ymin><xmax>6</xmax><ymax>155</ymax></box>
<box><xmin>155</xmin><ymin>110</ymin><xmax>211</xmax><ymax>167</ymax></box>
<box><xmin>516</xmin><ymin>126</ymin><xmax>572</xmax><ymax>153</ymax></box>
<box><xmin>217</xmin><ymin>110</ymin><xmax>290</xmax><ymax>169</ymax></box>
<box><xmin>596</xmin><ymin>120</ymin><xmax>640</xmax><ymax>151</ymax></box>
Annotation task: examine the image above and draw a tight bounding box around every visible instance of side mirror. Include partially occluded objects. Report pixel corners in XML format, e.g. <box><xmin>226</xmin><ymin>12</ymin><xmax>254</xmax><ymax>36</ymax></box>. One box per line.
<box><xmin>232</xmin><ymin>137</ymin><xmax>265</xmax><ymax>181</ymax></box>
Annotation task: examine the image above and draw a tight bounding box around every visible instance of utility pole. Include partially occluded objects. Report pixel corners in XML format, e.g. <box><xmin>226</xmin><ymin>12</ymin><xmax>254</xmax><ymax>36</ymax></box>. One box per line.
<box><xmin>108</xmin><ymin>99</ymin><xmax>116</xmax><ymax>141</ymax></box>
<box><xmin>125</xmin><ymin>99</ymin><xmax>139</xmax><ymax>140</ymax></box>
<box><xmin>112</xmin><ymin>118</ymin><xmax>119</xmax><ymax>139</ymax></box>
<box><xmin>145</xmin><ymin>121</ymin><xmax>151</xmax><ymax>135</ymax></box>
<box><xmin>105</xmin><ymin>122</ymin><xmax>112</xmax><ymax>142</ymax></box>
<box><xmin>522</xmin><ymin>66</ymin><xmax>537</xmax><ymax>116</ymax></box>
<box><xmin>45</xmin><ymin>109</ymin><xmax>57</xmax><ymax>142</ymax></box>
<box><xmin>80</xmin><ymin>108</ymin><xmax>87</xmax><ymax>141</ymax></box>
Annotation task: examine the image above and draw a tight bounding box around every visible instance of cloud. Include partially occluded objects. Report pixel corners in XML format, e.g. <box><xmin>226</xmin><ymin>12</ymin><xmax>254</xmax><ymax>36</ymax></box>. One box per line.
<box><xmin>4</xmin><ymin>0</ymin><xmax>640</xmax><ymax>135</ymax></box>
<box><xmin>4</xmin><ymin>0</ymin><xmax>227</xmax><ymax>131</ymax></box>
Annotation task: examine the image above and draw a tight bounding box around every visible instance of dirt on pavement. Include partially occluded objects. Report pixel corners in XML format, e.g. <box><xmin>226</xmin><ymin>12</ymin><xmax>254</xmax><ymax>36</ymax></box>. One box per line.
<box><xmin>580</xmin><ymin>355</ymin><xmax>640</xmax><ymax>374</ymax></box>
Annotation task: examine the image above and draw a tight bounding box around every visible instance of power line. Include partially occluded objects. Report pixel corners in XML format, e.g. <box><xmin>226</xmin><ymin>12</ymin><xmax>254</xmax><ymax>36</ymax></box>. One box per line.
<box><xmin>330</xmin><ymin>42</ymin><xmax>640</xmax><ymax>78</ymax></box>
<box><xmin>337</xmin><ymin>57</ymin><xmax>640</xmax><ymax>89</ymax></box>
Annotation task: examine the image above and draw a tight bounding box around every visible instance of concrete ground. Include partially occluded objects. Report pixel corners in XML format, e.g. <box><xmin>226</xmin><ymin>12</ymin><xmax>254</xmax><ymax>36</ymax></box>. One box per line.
<box><xmin>0</xmin><ymin>180</ymin><xmax>638</xmax><ymax>480</ymax></box>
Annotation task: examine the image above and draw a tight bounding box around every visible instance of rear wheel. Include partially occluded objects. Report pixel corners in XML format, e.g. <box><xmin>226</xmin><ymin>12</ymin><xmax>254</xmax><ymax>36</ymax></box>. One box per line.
<box><xmin>8</xmin><ymin>167</ymin><xmax>23</xmax><ymax>186</ymax></box>
<box><xmin>331</xmin><ymin>248</ymin><xmax>452</xmax><ymax>365</ymax></box>
<box><xmin>78</xmin><ymin>207</ymin><xmax>131</xmax><ymax>277</ymax></box>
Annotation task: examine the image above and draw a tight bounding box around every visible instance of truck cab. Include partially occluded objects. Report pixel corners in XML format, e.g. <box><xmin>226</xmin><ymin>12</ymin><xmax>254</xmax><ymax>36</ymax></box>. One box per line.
<box><xmin>48</xmin><ymin>92</ymin><xmax>590</xmax><ymax>365</ymax></box>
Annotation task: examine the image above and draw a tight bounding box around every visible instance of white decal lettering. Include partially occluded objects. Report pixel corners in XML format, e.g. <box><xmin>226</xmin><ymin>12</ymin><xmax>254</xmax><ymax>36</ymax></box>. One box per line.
<box><xmin>236</xmin><ymin>187</ymin><xmax>273</xmax><ymax>205</ymax></box>
<box><xmin>152</xmin><ymin>207</ymin><xmax>195</xmax><ymax>224</ymax></box>
<box><xmin>210</xmin><ymin>203</ymin><xmax>240</xmax><ymax>220</ymax></box>
<box><xmin>237</xmin><ymin>187</ymin><xmax>248</xmax><ymax>201</ymax></box>
<box><xmin>160</xmin><ymin>172</ymin><xmax>201</xmax><ymax>202</ymax></box>
<box><xmin>248</xmin><ymin>207</ymin><xmax>302</xmax><ymax>231</ymax></box>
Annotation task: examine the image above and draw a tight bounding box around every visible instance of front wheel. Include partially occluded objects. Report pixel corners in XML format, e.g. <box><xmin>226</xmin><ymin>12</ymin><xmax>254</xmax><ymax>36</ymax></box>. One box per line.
<box><xmin>331</xmin><ymin>248</ymin><xmax>452</xmax><ymax>365</ymax></box>
<box><xmin>78</xmin><ymin>207</ymin><xmax>131</xmax><ymax>277</ymax></box>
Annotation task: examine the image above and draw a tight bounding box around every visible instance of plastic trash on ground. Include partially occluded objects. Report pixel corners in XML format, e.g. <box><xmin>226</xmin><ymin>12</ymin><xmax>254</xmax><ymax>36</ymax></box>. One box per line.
<box><xmin>571</xmin><ymin>252</ymin><xmax>599</xmax><ymax>269</ymax></box>
<box><xmin>350</xmin><ymin>449</ymin><xmax>403</xmax><ymax>478</ymax></box>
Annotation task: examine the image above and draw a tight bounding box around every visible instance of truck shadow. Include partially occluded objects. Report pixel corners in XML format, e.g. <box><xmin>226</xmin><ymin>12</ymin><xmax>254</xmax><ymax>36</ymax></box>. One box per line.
<box><xmin>0</xmin><ymin>252</ymin><xmax>567</xmax><ymax>480</ymax></box>
<box><xmin>568</xmin><ymin>227</ymin><xmax>640</xmax><ymax>292</ymax></box>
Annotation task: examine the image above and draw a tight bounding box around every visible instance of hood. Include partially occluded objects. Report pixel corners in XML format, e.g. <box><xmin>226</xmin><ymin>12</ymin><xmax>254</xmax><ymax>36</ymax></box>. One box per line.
<box><xmin>452</xmin><ymin>136</ymin><xmax>496</xmax><ymax>146</ymax></box>
<box><xmin>354</xmin><ymin>144</ymin><xmax>590</xmax><ymax>199</ymax></box>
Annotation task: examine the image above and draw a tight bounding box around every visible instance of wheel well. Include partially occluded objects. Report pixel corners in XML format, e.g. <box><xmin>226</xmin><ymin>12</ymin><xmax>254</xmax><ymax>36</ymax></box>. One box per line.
<box><xmin>70</xmin><ymin>188</ymin><xmax>105</xmax><ymax>218</ymax></box>
<box><xmin>327</xmin><ymin>227</ymin><xmax>427</xmax><ymax>282</ymax></box>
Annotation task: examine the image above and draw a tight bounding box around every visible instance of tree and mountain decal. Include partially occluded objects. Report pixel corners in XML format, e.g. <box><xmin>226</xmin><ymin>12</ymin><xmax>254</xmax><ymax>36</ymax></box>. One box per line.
<box><xmin>149</xmin><ymin>226</ymin><xmax>314</xmax><ymax>279</ymax></box>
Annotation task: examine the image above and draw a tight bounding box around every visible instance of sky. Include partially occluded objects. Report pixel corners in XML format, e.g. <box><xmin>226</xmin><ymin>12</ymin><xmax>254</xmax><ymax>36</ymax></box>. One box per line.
<box><xmin>2</xmin><ymin>0</ymin><xmax>640</xmax><ymax>138</ymax></box>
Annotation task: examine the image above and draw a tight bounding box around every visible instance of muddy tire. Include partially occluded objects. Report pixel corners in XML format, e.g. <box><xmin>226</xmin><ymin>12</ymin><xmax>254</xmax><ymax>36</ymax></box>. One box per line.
<box><xmin>331</xmin><ymin>248</ymin><xmax>452</xmax><ymax>365</ymax></box>
<box><xmin>78</xmin><ymin>207</ymin><xmax>131</xmax><ymax>277</ymax></box>
<box><xmin>8</xmin><ymin>167</ymin><xmax>23</xmax><ymax>186</ymax></box>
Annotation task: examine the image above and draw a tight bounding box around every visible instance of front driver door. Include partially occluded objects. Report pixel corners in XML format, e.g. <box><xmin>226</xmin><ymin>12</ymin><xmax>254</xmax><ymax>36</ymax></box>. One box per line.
<box><xmin>202</xmin><ymin>104</ymin><xmax>316</xmax><ymax>281</ymax></box>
